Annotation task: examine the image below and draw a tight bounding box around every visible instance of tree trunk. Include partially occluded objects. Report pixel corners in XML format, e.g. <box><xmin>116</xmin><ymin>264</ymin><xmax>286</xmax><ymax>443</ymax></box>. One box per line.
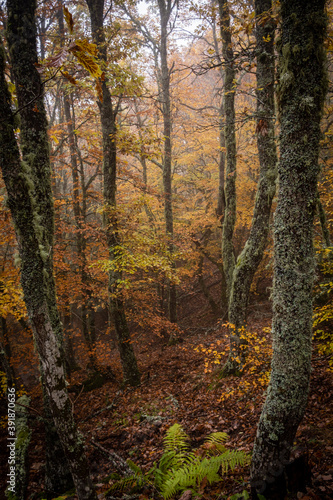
<box><xmin>56</xmin><ymin>3</ymin><xmax>98</xmax><ymax>371</ymax></box>
<box><xmin>158</xmin><ymin>0</ymin><xmax>177</xmax><ymax>324</ymax></box>
<box><xmin>250</xmin><ymin>1</ymin><xmax>327</xmax><ymax>497</ymax></box>
<box><xmin>86</xmin><ymin>0</ymin><xmax>141</xmax><ymax>386</ymax></box>
<box><xmin>1</xmin><ymin>2</ymin><xmax>97</xmax><ymax>498</ymax></box>
<box><xmin>223</xmin><ymin>0</ymin><xmax>278</xmax><ymax>375</ymax></box>
<box><xmin>0</xmin><ymin>316</ymin><xmax>16</xmax><ymax>388</ymax></box>
<box><xmin>219</xmin><ymin>0</ymin><xmax>237</xmax><ymax>301</ymax></box>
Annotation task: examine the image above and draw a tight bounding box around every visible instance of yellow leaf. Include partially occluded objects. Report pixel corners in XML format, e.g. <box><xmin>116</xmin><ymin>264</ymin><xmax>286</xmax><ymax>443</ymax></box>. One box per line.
<box><xmin>61</xmin><ymin>70</ymin><xmax>77</xmax><ymax>85</ymax></box>
<box><xmin>75</xmin><ymin>39</ymin><xmax>98</xmax><ymax>57</ymax></box>
<box><xmin>70</xmin><ymin>46</ymin><xmax>102</xmax><ymax>78</ymax></box>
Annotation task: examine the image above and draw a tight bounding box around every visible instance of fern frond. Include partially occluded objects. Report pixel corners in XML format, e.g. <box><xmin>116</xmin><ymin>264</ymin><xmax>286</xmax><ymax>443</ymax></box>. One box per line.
<box><xmin>205</xmin><ymin>432</ymin><xmax>229</xmax><ymax>445</ymax></box>
<box><xmin>160</xmin><ymin>456</ymin><xmax>219</xmax><ymax>500</ymax></box>
<box><xmin>163</xmin><ymin>423</ymin><xmax>190</xmax><ymax>454</ymax></box>
<box><xmin>127</xmin><ymin>459</ymin><xmax>143</xmax><ymax>474</ymax></box>
<box><xmin>218</xmin><ymin>450</ymin><xmax>251</xmax><ymax>475</ymax></box>
<box><xmin>158</xmin><ymin>446</ymin><xmax>250</xmax><ymax>499</ymax></box>
<box><xmin>106</xmin><ymin>473</ymin><xmax>144</xmax><ymax>495</ymax></box>
<box><xmin>106</xmin><ymin>423</ymin><xmax>250</xmax><ymax>500</ymax></box>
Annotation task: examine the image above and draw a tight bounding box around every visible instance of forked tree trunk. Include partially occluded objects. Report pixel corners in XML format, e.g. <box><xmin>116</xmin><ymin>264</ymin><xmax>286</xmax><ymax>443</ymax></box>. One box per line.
<box><xmin>250</xmin><ymin>0</ymin><xmax>327</xmax><ymax>497</ymax></box>
<box><xmin>223</xmin><ymin>0</ymin><xmax>278</xmax><ymax>375</ymax></box>
<box><xmin>1</xmin><ymin>2</ymin><xmax>97</xmax><ymax>498</ymax></box>
<box><xmin>86</xmin><ymin>0</ymin><xmax>141</xmax><ymax>386</ymax></box>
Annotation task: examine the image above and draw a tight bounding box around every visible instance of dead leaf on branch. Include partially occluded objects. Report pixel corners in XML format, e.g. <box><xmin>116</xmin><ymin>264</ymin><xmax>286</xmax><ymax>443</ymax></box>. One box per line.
<box><xmin>63</xmin><ymin>5</ymin><xmax>74</xmax><ymax>34</ymax></box>
<box><xmin>44</xmin><ymin>47</ymin><xmax>69</xmax><ymax>68</ymax></box>
<box><xmin>61</xmin><ymin>70</ymin><xmax>77</xmax><ymax>85</ymax></box>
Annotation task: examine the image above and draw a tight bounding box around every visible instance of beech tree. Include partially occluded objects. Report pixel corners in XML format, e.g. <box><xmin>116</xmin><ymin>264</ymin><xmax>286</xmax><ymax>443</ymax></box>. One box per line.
<box><xmin>223</xmin><ymin>0</ymin><xmax>278</xmax><ymax>375</ymax></box>
<box><xmin>218</xmin><ymin>0</ymin><xmax>237</xmax><ymax>301</ymax></box>
<box><xmin>85</xmin><ymin>0</ymin><xmax>141</xmax><ymax>386</ymax></box>
<box><xmin>0</xmin><ymin>0</ymin><xmax>97</xmax><ymax>498</ymax></box>
<box><xmin>120</xmin><ymin>0</ymin><xmax>179</xmax><ymax>324</ymax></box>
<box><xmin>250</xmin><ymin>0</ymin><xmax>327</xmax><ymax>497</ymax></box>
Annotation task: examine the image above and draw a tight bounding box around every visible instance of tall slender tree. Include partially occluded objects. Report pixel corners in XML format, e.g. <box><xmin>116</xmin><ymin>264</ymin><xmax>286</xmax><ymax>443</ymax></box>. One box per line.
<box><xmin>157</xmin><ymin>0</ymin><xmax>178</xmax><ymax>324</ymax></box>
<box><xmin>250</xmin><ymin>0</ymin><xmax>327</xmax><ymax>497</ymax></box>
<box><xmin>219</xmin><ymin>0</ymin><xmax>237</xmax><ymax>301</ymax></box>
<box><xmin>223</xmin><ymin>0</ymin><xmax>278</xmax><ymax>375</ymax></box>
<box><xmin>0</xmin><ymin>0</ymin><xmax>97</xmax><ymax>498</ymax></box>
<box><xmin>85</xmin><ymin>0</ymin><xmax>141</xmax><ymax>386</ymax></box>
<box><xmin>120</xmin><ymin>0</ymin><xmax>178</xmax><ymax>324</ymax></box>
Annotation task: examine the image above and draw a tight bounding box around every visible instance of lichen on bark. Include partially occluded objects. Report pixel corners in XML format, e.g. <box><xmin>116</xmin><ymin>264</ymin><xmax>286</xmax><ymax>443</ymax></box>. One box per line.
<box><xmin>250</xmin><ymin>0</ymin><xmax>327</xmax><ymax>497</ymax></box>
<box><xmin>0</xmin><ymin>1</ymin><xmax>97</xmax><ymax>497</ymax></box>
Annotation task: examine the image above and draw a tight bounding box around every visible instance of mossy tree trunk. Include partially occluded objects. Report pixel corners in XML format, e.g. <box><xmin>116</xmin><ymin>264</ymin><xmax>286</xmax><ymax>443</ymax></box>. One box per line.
<box><xmin>223</xmin><ymin>0</ymin><xmax>278</xmax><ymax>375</ymax></box>
<box><xmin>11</xmin><ymin>395</ymin><xmax>31</xmax><ymax>500</ymax></box>
<box><xmin>86</xmin><ymin>0</ymin><xmax>141</xmax><ymax>387</ymax></box>
<box><xmin>7</xmin><ymin>1</ymin><xmax>76</xmax><ymax>495</ymax></box>
<box><xmin>0</xmin><ymin>315</ymin><xmax>16</xmax><ymax>388</ymax></box>
<box><xmin>1</xmin><ymin>1</ymin><xmax>97</xmax><ymax>498</ymax></box>
<box><xmin>250</xmin><ymin>1</ymin><xmax>327</xmax><ymax>497</ymax></box>
<box><xmin>218</xmin><ymin>0</ymin><xmax>237</xmax><ymax>301</ymax></box>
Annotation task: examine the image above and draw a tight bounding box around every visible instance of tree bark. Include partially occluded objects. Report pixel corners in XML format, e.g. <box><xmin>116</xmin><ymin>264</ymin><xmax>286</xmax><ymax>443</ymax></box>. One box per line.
<box><xmin>0</xmin><ymin>316</ymin><xmax>16</xmax><ymax>388</ymax></box>
<box><xmin>219</xmin><ymin>0</ymin><xmax>237</xmax><ymax>301</ymax></box>
<box><xmin>157</xmin><ymin>0</ymin><xmax>177</xmax><ymax>324</ymax></box>
<box><xmin>86</xmin><ymin>0</ymin><xmax>141</xmax><ymax>386</ymax></box>
<box><xmin>223</xmin><ymin>0</ymin><xmax>278</xmax><ymax>375</ymax></box>
<box><xmin>250</xmin><ymin>0</ymin><xmax>327</xmax><ymax>497</ymax></box>
<box><xmin>1</xmin><ymin>1</ymin><xmax>97</xmax><ymax>498</ymax></box>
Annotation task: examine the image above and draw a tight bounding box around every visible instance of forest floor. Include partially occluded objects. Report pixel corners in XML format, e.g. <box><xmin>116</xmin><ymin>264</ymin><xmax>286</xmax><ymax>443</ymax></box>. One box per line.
<box><xmin>1</xmin><ymin>312</ymin><xmax>333</xmax><ymax>500</ymax></box>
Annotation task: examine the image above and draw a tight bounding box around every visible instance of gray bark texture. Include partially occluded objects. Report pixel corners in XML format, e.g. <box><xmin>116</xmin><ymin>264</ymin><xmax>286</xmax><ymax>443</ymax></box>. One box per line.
<box><xmin>0</xmin><ymin>1</ymin><xmax>97</xmax><ymax>498</ymax></box>
<box><xmin>224</xmin><ymin>0</ymin><xmax>278</xmax><ymax>375</ymax></box>
<box><xmin>219</xmin><ymin>0</ymin><xmax>237</xmax><ymax>301</ymax></box>
<box><xmin>250</xmin><ymin>0</ymin><xmax>327</xmax><ymax>497</ymax></box>
<box><xmin>10</xmin><ymin>395</ymin><xmax>31</xmax><ymax>500</ymax></box>
<box><xmin>86</xmin><ymin>0</ymin><xmax>141</xmax><ymax>386</ymax></box>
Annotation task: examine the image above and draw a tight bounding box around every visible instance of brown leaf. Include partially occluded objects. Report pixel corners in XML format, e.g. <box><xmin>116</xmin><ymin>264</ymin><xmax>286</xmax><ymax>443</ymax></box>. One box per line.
<box><xmin>95</xmin><ymin>79</ymin><xmax>103</xmax><ymax>103</ymax></box>
<box><xmin>61</xmin><ymin>70</ymin><xmax>77</xmax><ymax>85</ymax></box>
<box><xmin>256</xmin><ymin>118</ymin><xmax>268</xmax><ymax>136</ymax></box>
<box><xmin>178</xmin><ymin>489</ymin><xmax>192</xmax><ymax>500</ymax></box>
<box><xmin>63</xmin><ymin>6</ymin><xmax>74</xmax><ymax>34</ymax></box>
<box><xmin>45</xmin><ymin>47</ymin><xmax>69</xmax><ymax>68</ymax></box>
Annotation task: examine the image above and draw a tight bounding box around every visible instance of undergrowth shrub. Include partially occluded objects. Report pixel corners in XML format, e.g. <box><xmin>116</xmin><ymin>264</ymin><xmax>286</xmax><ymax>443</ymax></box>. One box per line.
<box><xmin>195</xmin><ymin>324</ymin><xmax>272</xmax><ymax>402</ymax></box>
<box><xmin>107</xmin><ymin>423</ymin><xmax>250</xmax><ymax>499</ymax></box>
<box><xmin>313</xmin><ymin>247</ymin><xmax>333</xmax><ymax>371</ymax></box>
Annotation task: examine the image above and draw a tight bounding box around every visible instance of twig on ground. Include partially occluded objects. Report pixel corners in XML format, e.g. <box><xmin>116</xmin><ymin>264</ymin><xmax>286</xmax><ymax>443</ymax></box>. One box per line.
<box><xmin>91</xmin><ymin>439</ymin><xmax>133</xmax><ymax>477</ymax></box>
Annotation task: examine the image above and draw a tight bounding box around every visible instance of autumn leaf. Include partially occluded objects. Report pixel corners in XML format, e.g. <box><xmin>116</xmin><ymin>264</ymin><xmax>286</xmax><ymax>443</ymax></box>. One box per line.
<box><xmin>63</xmin><ymin>6</ymin><xmax>74</xmax><ymax>34</ymax></box>
<box><xmin>69</xmin><ymin>43</ymin><xmax>102</xmax><ymax>79</ymax></box>
<box><xmin>75</xmin><ymin>39</ymin><xmax>98</xmax><ymax>57</ymax></box>
<box><xmin>95</xmin><ymin>79</ymin><xmax>103</xmax><ymax>103</ymax></box>
<box><xmin>45</xmin><ymin>47</ymin><xmax>69</xmax><ymax>68</ymax></box>
<box><xmin>61</xmin><ymin>70</ymin><xmax>77</xmax><ymax>85</ymax></box>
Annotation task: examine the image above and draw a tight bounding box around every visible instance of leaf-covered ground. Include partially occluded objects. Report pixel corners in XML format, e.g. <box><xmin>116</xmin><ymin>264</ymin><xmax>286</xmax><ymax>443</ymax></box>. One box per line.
<box><xmin>0</xmin><ymin>316</ymin><xmax>332</xmax><ymax>499</ymax></box>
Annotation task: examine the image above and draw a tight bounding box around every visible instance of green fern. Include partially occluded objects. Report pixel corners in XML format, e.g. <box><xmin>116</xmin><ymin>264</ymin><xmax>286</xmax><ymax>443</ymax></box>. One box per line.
<box><xmin>106</xmin><ymin>423</ymin><xmax>250</xmax><ymax>499</ymax></box>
